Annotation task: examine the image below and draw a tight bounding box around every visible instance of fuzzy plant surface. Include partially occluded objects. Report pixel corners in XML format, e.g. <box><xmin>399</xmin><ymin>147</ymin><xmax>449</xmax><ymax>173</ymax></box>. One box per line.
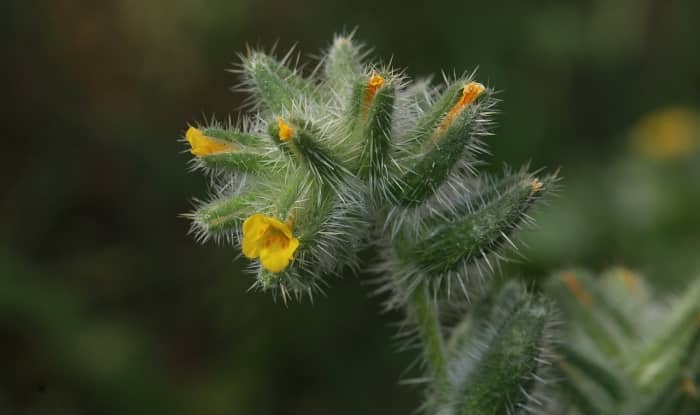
<box><xmin>182</xmin><ymin>34</ymin><xmax>559</xmax><ymax>414</ymax></box>
<box><xmin>546</xmin><ymin>268</ymin><xmax>700</xmax><ymax>415</ymax></box>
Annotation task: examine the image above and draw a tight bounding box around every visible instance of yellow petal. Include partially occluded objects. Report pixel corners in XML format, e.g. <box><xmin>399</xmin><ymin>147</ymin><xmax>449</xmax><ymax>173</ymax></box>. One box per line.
<box><xmin>630</xmin><ymin>108</ymin><xmax>699</xmax><ymax>160</ymax></box>
<box><xmin>265</xmin><ymin>216</ymin><xmax>294</xmax><ymax>239</ymax></box>
<box><xmin>259</xmin><ymin>248</ymin><xmax>291</xmax><ymax>273</ymax></box>
<box><xmin>185</xmin><ymin>126</ymin><xmax>236</xmax><ymax>157</ymax></box>
<box><xmin>258</xmin><ymin>235</ymin><xmax>299</xmax><ymax>273</ymax></box>
<box><xmin>241</xmin><ymin>213</ymin><xmax>299</xmax><ymax>272</ymax></box>
<box><xmin>283</xmin><ymin>236</ymin><xmax>300</xmax><ymax>258</ymax></box>
<box><xmin>277</xmin><ymin>117</ymin><xmax>294</xmax><ymax>141</ymax></box>
<box><xmin>364</xmin><ymin>73</ymin><xmax>385</xmax><ymax>105</ymax></box>
<box><xmin>242</xmin><ymin>234</ymin><xmax>261</xmax><ymax>258</ymax></box>
<box><xmin>241</xmin><ymin>214</ymin><xmax>269</xmax><ymax>258</ymax></box>
<box><xmin>243</xmin><ymin>213</ymin><xmax>267</xmax><ymax>236</ymax></box>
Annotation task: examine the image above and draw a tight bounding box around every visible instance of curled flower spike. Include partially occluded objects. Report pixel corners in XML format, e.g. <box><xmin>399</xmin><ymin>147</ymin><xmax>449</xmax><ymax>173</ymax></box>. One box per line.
<box><xmin>186</xmin><ymin>127</ymin><xmax>236</xmax><ymax>156</ymax></box>
<box><xmin>242</xmin><ymin>213</ymin><xmax>299</xmax><ymax>273</ymax></box>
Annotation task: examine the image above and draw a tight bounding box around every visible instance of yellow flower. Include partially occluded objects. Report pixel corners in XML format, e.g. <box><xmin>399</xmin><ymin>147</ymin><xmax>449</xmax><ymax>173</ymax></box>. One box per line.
<box><xmin>630</xmin><ymin>107</ymin><xmax>700</xmax><ymax>160</ymax></box>
<box><xmin>185</xmin><ymin>127</ymin><xmax>237</xmax><ymax>156</ymax></box>
<box><xmin>277</xmin><ymin>117</ymin><xmax>294</xmax><ymax>141</ymax></box>
<box><xmin>242</xmin><ymin>213</ymin><xmax>299</xmax><ymax>273</ymax></box>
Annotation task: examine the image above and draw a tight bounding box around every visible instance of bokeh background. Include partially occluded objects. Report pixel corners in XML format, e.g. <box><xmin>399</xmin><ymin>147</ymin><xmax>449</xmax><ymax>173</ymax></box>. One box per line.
<box><xmin>4</xmin><ymin>0</ymin><xmax>700</xmax><ymax>413</ymax></box>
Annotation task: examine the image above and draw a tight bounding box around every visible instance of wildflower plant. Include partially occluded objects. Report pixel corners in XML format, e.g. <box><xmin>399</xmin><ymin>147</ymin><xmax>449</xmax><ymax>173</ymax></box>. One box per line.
<box><xmin>547</xmin><ymin>268</ymin><xmax>700</xmax><ymax>415</ymax></box>
<box><xmin>183</xmin><ymin>33</ymin><xmax>560</xmax><ymax>414</ymax></box>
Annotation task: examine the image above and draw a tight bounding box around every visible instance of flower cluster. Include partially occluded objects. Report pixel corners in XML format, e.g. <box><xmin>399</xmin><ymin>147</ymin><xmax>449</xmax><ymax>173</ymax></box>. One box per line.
<box><xmin>182</xmin><ymin>33</ymin><xmax>560</xmax><ymax>414</ymax></box>
<box><xmin>183</xmin><ymin>34</ymin><xmax>554</xmax><ymax>305</ymax></box>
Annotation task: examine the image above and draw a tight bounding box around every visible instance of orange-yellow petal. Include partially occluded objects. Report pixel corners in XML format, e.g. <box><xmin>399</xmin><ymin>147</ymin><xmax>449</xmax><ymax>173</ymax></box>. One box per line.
<box><xmin>185</xmin><ymin>126</ymin><xmax>236</xmax><ymax>157</ymax></box>
<box><xmin>281</xmin><ymin>236</ymin><xmax>300</xmax><ymax>259</ymax></box>
<box><xmin>259</xmin><ymin>249</ymin><xmax>291</xmax><ymax>273</ymax></box>
<box><xmin>241</xmin><ymin>214</ymin><xmax>269</xmax><ymax>258</ymax></box>
<box><xmin>432</xmin><ymin>81</ymin><xmax>485</xmax><ymax>142</ymax></box>
<box><xmin>364</xmin><ymin>73</ymin><xmax>385</xmax><ymax>106</ymax></box>
<box><xmin>241</xmin><ymin>213</ymin><xmax>299</xmax><ymax>272</ymax></box>
<box><xmin>259</xmin><ymin>236</ymin><xmax>299</xmax><ymax>273</ymax></box>
<box><xmin>265</xmin><ymin>215</ymin><xmax>294</xmax><ymax>239</ymax></box>
<box><xmin>243</xmin><ymin>213</ymin><xmax>267</xmax><ymax>236</ymax></box>
<box><xmin>277</xmin><ymin>117</ymin><xmax>294</xmax><ymax>141</ymax></box>
<box><xmin>630</xmin><ymin>108</ymin><xmax>699</xmax><ymax>160</ymax></box>
<box><xmin>242</xmin><ymin>236</ymin><xmax>260</xmax><ymax>258</ymax></box>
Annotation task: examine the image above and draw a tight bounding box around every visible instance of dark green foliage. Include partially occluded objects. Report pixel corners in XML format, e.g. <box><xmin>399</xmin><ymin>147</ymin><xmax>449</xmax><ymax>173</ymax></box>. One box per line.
<box><xmin>548</xmin><ymin>268</ymin><xmax>700</xmax><ymax>415</ymax></box>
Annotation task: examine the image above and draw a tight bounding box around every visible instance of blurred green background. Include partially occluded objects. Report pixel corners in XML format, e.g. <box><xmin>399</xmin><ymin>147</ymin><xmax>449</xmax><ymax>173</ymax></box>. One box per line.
<box><xmin>4</xmin><ymin>0</ymin><xmax>700</xmax><ymax>413</ymax></box>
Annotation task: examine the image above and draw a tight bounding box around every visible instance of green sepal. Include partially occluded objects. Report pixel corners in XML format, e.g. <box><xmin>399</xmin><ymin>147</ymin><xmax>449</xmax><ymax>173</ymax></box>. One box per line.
<box><xmin>191</xmin><ymin>192</ymin><xmax>259</xmax><ymax>235</ymax></box>
<box><xmin>268</xmin><ymin>119</ymin><xmax>350</xmax><ymax>185</ymax></box>
<box><xmin>393</xmin><ymin>82</ymin><xmax>486</xmax><ymax>206</ymax></box>
<box><xmin>198</xmin><ymin>151</ymin><xmax>280</xmax><ymax>175</ymax></box>
<box><xmin>343</xmin><ymin>74</ymin><xmax>397</xmax><ymax>183</ymax></box>
<box><xmin>241</xmin><ymin>51</ymin><xmax>318</xmax><ymax>113</ymax></box>
<box><xmin>324</xmin><ymin>36</ymin><xmax>363</xmax><ymax>93</ymax></box>
<box><xmin>358</xmin><ymin>83</ymin><xmax>396</xmax><ymax>188</ymax></box>
<box><xmin>446</xmin><ymin>281</ymin><xmax>524</xmax><ymax>358</ymax></box>
<box><xmin>400</xmin><ymin>174</ymin><xmax>549</xmax><ymax>275</ymax></box>
<box><xmin>410</xmin><ymin>82</ymin><xmax>465</xmax><ymax>143</ymax></box>
<box><xmin>201</xmin><ymin>127</ymin><xmax>263</xmax><ymax>147</ymax></box>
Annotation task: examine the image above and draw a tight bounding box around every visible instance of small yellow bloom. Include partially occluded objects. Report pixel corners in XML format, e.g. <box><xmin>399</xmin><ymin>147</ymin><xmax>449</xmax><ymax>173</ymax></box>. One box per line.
<box><xmin>364</xmin><ymin>73</ymin><xmax>385</xmax><ymax>104</ymax></box>
<box><xmin>242</xmin><ymin>213</ymin><xmax>299</xmax><ymax>273</ymax></box>
<box><xmin>358</xmin><ymin>72</ymin><xmax>386</xmax><ymax>118</ymax></box>
<box><xmin>432</xmin><ymin>81</ymin><xmax>485</xmax><ymax>142</ymax></box>
<box><xmin>630</xmin><ymin>107</ymin><xmax>700</xmax><ymax>160</ymax></box>
<box><xmin>277</xmin><ymin>117</ymin><xmax>294</xmax><ymax>141</ymax></box>
<box><xmin>185</xmin><ymin>127</ymin><xmax>236</xmax><ymax>156</ymax></box>
<box><xmin>531</xmin><ymin>178</ymin><xmax>544</xmax><ymax>193</ymax></box>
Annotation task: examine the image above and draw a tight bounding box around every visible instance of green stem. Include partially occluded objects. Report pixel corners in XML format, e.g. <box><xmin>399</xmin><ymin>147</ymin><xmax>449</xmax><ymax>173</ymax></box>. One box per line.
<box><xmin>411</xmin><ymin>281</ymin><xmax>447</xmax><ymax>388</ymax></box>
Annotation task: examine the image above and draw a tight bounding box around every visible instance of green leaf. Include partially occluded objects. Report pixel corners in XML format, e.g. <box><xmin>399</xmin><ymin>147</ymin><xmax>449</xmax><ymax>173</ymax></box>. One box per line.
<box><xmin>559</xmin><ymin>344</ymin><xmax>625</xmax><ymax>402</ymax></box>
<box><xmin>634</xmin><ymin>278</ymin><xmax>700</xmax><ymax>390</ymax></box>
<box><xmin>448</xmin><ymin>292</ymin><xmax>555</xmax><ymax>415</ymax></box>
<box><xmin>547</xmin><ymin>270</ymin><xmax>627</xmax><ymax>358</ymax></box>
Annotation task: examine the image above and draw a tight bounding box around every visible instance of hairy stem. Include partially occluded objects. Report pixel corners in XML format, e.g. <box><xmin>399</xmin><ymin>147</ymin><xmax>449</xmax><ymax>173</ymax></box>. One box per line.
<box><xmin>411</xmin><ymin>280</ymin><xmax>447</xmax><ymax>389</ymax></box>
